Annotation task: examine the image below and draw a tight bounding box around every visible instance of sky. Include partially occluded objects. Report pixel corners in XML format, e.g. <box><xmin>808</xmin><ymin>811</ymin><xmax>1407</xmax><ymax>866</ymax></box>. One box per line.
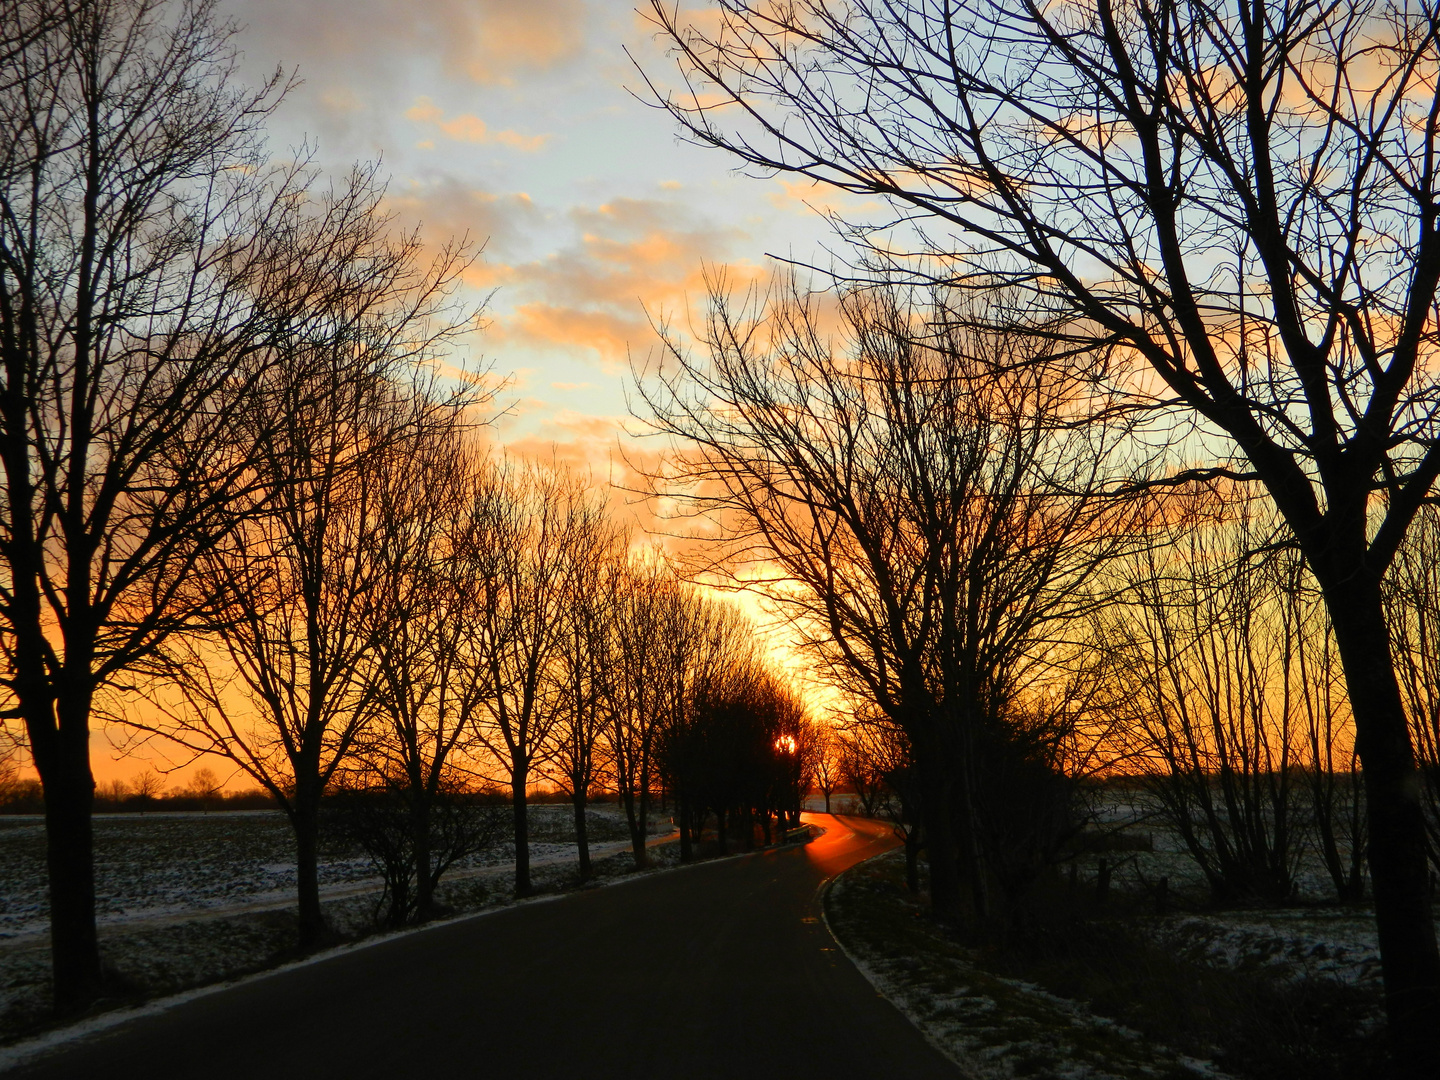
<box><xmin>85</xmin><ymin>0</ymin><xmax>853</xmax><ymax>789</ymax></box>
<box><xmin>218</xmin><ymin>0</ymin><xmax>844</xmax><ymax>469</ymax></box>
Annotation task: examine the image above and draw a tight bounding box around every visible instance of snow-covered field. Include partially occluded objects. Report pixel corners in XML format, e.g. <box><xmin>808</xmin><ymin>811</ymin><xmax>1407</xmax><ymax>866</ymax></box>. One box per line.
<box><xmin>1064</xmin><ymin>791</ymin><xmax>1402</xmax><ymax>991</ymax></box>
<box><xmin>0</xmin><ymin>805</ymin><xmax>647</xmax><ymax>942</ymax></box>
<box><xmin>0</xmin><ymin>804</ymin><xmax>669</xmax><ymax>1041</ymax></box>
<box><xmin>2</xmin><ymin>812</ymin><xmax>361</xmax><ymax>940</ymax></box>
<box><xmin>817</xmin><ymin>790</ymin><xmax>1419</xmax><ymax>1078</ymax></box>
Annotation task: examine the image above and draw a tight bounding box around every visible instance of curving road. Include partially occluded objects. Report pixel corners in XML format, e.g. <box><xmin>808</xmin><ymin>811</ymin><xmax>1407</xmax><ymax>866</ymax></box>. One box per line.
<box><xmin>6</xmin><ymin>814</ymin><xmax>960</xmax><ymax>1079</ymax></box>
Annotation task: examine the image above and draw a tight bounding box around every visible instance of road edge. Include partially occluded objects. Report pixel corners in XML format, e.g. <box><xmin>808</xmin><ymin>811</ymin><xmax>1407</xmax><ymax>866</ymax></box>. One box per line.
<box><xmin>0</xmin><ymin>828</ymin><xmax>815</xmax><ymax>1074</ymax></box>
<box><xmin>818</xmin><ymin>847</ymin><xmax>978</xmax><ymax>1079</ymax></box>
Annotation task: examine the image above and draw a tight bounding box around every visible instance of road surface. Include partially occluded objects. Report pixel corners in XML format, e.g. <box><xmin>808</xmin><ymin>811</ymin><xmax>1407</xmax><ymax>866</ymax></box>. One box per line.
<box><xmin>7</xmin><ymin>814</ymin><xmax>961</xmax><ymax>1079</ymax></box>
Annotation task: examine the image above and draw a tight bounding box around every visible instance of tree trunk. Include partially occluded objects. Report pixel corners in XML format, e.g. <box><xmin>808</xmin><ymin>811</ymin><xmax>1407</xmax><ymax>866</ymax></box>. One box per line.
<box><xmin>916</xmin><ymin>751</ymin><xmax>963</xmax><ymax>921</ymax></box>
<box><xmin>632</xmin><ymin>764</ymin><xmax>650</xmax><ymax>870</ymax></box>
<box><xmin>413</xmin><ymin>793</ymin><xmax>434</xmax><ymax>919</ymax></box>
<box><xmin>904</xmin><ymin>827</ymin><xmax>921</xmax><ymax>895</ymax></box>
<box><xmin>716</xmin><ymin>807</ymin><xmax>728</xmax><ymax>855</ymax></box>
<box><xmin>511</xmin><ymin>768</ymin><xmax>531</xmax><ymax>897</ymax></box>
<box><xmin>293</xmin><ymin>792</ymin><xmax>325</xmax><ymax>949</ymax></box>
<box><xmin>572</xmin><ymin>792</ymin><xmax>591</xmax><ymax>880</ymax></box>
<box><xmin>1324</xmin><ymin>574</ymin><xmax>1440</xmax><ymax>1077</ymax></box>
<box><xmin>37</xmin><ymin>722</ymin><xmax>101</xmax><ymax>1013</ymax></box>
<box><xmin>678</xmin><ymin>796</ymin><xmax>693</xmax><ymax>862</ymax></box>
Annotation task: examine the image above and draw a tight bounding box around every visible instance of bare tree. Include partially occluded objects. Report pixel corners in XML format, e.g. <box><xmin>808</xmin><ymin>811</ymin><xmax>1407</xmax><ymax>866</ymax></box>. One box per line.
<box><xmin>605</xmin><ymin>556</ymin><xmax>682</xmax><ymax>869</ymax></box>
<box><xmin>775</xmin><ymin>694</ymin><xmax>816</xmax><ymax>830</ymax></box>
<box><xmin>130</xmin><ymin>768</ymin><xmax>165</xmax><ymax>810</ymax></box>
<box><xmin>549</xmin><ymin>519</ymin><xmax>626</xmax><ymax>880</ymax></box>
<box><xmin>0</xmin><ymin>0</ymin><xmax>320</xmax><ymax>1007</ymax></box>
<box><xmin>836</xmin><ymin>725</ymin><xmax>889</xmax><ymax>819</ymax></box>
<box><xmin>182</xmin><ymin>767</ymin><xmax>223</xmax><ymax>809</ymax></box>
<box><xmin>470</xmin><ymin>462</ymin><xmax>604</xmax><ymax>896</ymax></box>
<box><xmin>1387</xmin><ymin>505</ymin><xmax>1440</xmax><ymax>878</ymax></box>
<box><xmin>643</xmin><ymin>0</ymin><xmax>1440</xmax><ymax>1056</ymax></box>
<box><xmin>636</xmin><ymin>277</ymin><xmax>1137</xmax><ymax>922</ymax></box>
<box><xmin>356</xmin><ymin>419</ymin><xmax>492</xmax><ymax>918</ymax></box>
<box><xmin>811</xmin><ymin>723</ymin><xmax>840</xmax><ymax>814</ymax></box>
<box><xmin>670</xmin><ymin>635</ymin><xmax>797</xmax><ymax>852</ymax></box>
<box><xmin>153</xmin><ymin>206</ymin><xmax>475</xmax><ymax>946</ymax></box>
<box><xmin>1108</xmin><ymin>492</ymin><xmax>1305</xmax><ymax>903</ymax></box>
<box><xmin>844</xmin><ymin>709</ymin><xmax>924</xmax><ymax>892</ymax></box>
<box><xmin>1098</xmin><ymin>489</ymin><xmax>1368</xmax><ymax>904</ymax></box>
<box><xmin>654</xmin><ymin>586</ymin><xmax>758</xmax><ymax>861</ymax></box>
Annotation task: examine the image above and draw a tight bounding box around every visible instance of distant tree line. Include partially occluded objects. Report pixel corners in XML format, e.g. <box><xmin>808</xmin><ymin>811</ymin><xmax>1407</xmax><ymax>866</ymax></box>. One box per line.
<box><xmin>0</xmin><ymin>767</ymin><xmax>271</xmax><ymax>814</ymax></box>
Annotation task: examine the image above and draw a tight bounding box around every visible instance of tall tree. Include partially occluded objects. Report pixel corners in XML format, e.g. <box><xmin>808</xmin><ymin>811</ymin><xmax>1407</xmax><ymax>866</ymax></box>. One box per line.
<box><xmin>810</xmin><ymin>722</ymin><xmax>840</xmax><ymax>815</ymax></box>
<box><xmin>603</xmin><ymin>555</ymin><xmax>677</xmax><ymax>870</ymax></box>
<box><xmin>0</xmin><ymin>0</ymin><xmax>301</xmax><ymax>1008</ymax></box>
<box><xmin>653</xmin><ymin>583</ymin><xmax>757</xmax><ymax>861</ymax></box>
<box><xmin>470</xmin><ymin>462</ymin><xmax>606</xmax><ymax>897</ymax></box>
<box><xmin>359</xmin><ymin>423</ymin><xmax>491</xmax><ymax>919</ymax></box>
<box><xmin>643</xmin><ymin>1</ymin><xmax>1440</xmax><ymax>1061</ymax></box>
<box><xmin>637</xmin><ymin>278</ymin><xmax>1135</xmax><ymax>920</ymax></box>
<box><xmin>153</xmin><ymin>192</ymin><xmax>475</xmax><ymax>947</ymax></box>
<box><xmin>549</xmin><ymin>520</ymin><xmax>625</xmax><ymax>880</ymax></box>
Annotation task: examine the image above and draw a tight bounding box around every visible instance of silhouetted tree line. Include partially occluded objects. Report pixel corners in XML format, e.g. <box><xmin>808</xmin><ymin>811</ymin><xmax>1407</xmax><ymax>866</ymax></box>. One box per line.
<box><xmin>0</xmin><ymin>0</ymin><xmax>813</xmax><ymax>1009</ymax></box>
<box><xmin>10</xmin><ymin>2</ymin><xmax>1440</xmax><ymax>1069</ymax></box>
<box><xmin>0</xmin><ymin>771</ymin><xmax>273</xmax><ymax>814</ymax></box>
<box><xmin>638</xmin><ymin>0</ymin><xmax>1440</xmax><ymax>1067</ymax></box>
<box><xmin>660</xmin><ymin>654</ymin><xmax>816</xmax><ymax>857</ymax></box>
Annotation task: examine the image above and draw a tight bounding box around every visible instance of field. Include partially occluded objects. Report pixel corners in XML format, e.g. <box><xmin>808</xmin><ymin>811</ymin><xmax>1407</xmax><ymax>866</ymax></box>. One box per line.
<box><xmin>5</xmin><ymin>801</ymin><xmax>1415</xmax><ymax>1073</ymax></box>
<box><xmin>0</xmin><ymin>804</ymin><xmax>665</xmax><ymax>1042</ymax></box>
<box><xmin>820</xmin><ymin>793</ymin><xmax>1415</xmax><ymax>1080</ymax></box>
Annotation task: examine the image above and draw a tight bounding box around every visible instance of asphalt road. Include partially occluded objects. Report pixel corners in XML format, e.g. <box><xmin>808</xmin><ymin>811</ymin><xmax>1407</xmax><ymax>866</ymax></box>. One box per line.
<box><xmin>8</xmin><ymin>814</ymin><xmax>961</xmax><ymax>1079</ymax></box>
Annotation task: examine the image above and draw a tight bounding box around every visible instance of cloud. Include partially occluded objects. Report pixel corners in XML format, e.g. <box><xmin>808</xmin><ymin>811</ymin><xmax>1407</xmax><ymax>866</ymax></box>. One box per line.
<box><xmin>382</xmin><ymin>177</ymin><xmax>543</xmax><ymax>262</ymax></box>
<box><xmin>769</xmin><ymin>177</ymin><xmax>883</xmax><ymax>218</ymax></box>
<box><xmin>481</xmin><ymin>196</ymin><xmax>765</xmax><ymax>373</ymax></box>
<box><xmin>406</xmin><ymin>98</ymin><xmax>549</xmax><ymax>152</ymax></box>
<box><xmin>226</xmin><ymin>0</ymin><xmax>588</xmax><ymax>89</ymax></box>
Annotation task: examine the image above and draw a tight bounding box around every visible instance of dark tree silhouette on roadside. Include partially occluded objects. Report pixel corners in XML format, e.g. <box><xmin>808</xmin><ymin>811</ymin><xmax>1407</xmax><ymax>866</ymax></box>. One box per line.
<box><xmin>641</xmin><ymin>1</ymin><xmax>1440</xmax><ymax>1062</ymax></box>
<box><xmin>355</xmin><ymin>419</ymin><xmax>493</xmax><ymax>920</ymax></box>
<box><xmin>154</xmin><ymin>204</ymin><xmax>477</xmax><ymax>947</ymax></box>
<box><xmin>637</xmin><ymin>278</ymin><xmax>1136</xmax><ymax>923</ymax></box>
<box><xmin>549</xmin><ymin>519</ymin><xmax>626</xmax><ymax>880</ymax></box>
<box><xmin>0</xmin><ymin>0</ymin><xmax>303</xmax><ymax>1007</ymax></box>
<box><xmin>470</xmin><ymin>462</ymin><xmax>609</xmax><ymax>897</ymax></box>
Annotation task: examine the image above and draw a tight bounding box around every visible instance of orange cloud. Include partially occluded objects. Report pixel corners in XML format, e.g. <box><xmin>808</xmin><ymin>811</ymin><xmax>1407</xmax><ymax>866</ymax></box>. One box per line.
<box><xmin>382</xmin><ymin>180</ymin><xmax>542</xmax><ymax>262</ymax></box>
<box><xmin>476</xmin><ymin>196</ymin><xmax>765</xmax><ymax>372</ymax></box>
<box><xmin>230</xmin><ymin>0</ymin><xmax>587</xmax><ymax>90</ymax></box>
<box><xmin>406</xmin><ymin>97</ymin><xmax>549</xmax><ymax>152</ymax></box>
<box><xmin>769</xmin><ymin>177</ymin><xmax>883</xmax><ymax>218</ymax></box>
<box><xmin>503</xmin><ymin>305</ymin><xmax>647</xmax><ymax>372</ymax></box>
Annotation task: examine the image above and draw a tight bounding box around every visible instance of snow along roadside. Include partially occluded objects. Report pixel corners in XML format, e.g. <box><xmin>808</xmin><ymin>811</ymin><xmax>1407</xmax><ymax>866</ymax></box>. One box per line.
<box><xmin>819</xmin><ymin>849</ymin><xmax>1230</xmax><ymax>1080</ymax></box>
